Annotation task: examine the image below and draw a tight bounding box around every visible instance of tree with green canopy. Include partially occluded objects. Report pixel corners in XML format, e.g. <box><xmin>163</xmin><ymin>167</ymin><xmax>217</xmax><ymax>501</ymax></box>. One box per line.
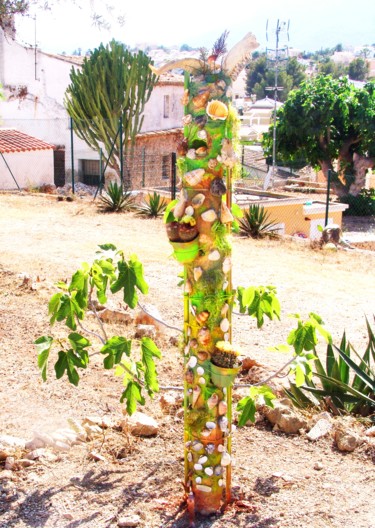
<box><xmin>245</xmin><ymin>55</ymin><xmax>306</xmax><ymax>102</ymax></box>
<box><xmin>317</xmin><ymin>58</ymin><xmax>347</xmax><ymax>78</ymax></box>
<box><xmin>64</xmin><ymin>39</ymin><xmax>157</xmax><ymax>181</ymax></box>
<box><xmin>348</xmin><ymin>57</ymin><xmax>370</xmax><ymax>81</ymax></box>
<box><xmin>263</xmin><ymin>75</ymin><xmax>375</xmax><ymax>196</ymax></box>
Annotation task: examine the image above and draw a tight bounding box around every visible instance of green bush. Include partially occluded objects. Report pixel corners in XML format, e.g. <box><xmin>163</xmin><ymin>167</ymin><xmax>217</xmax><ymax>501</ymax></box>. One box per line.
<box><xmin>285</xmin><ymin>318</ymin><xmax>375</xmax><ymax>417</ymax></box>
<box><xmin>340</xmin><ymin>188</ymin><xmax>375</xmax><ymax>216</ymax></box>
<box><xmin>238</xmin><ymin>204</ymin><xmax>280</xmax><ymax>239</ymax></box>
<box><xmin>99</xmin><ymin>182</ymin><xmax>135</xmax><ymax>212</ymax></box>
<box><xmin>135</xmin><ymin>192</ymin><xmax>167</xmax><ymax>218</ymax></box>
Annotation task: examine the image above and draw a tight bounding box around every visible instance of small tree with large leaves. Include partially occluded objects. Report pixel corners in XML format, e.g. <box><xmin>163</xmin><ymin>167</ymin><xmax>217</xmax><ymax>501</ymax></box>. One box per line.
<box><xmin>36</xmin><ymin>244</ymin><xmax>161</xmax><ymax>415</ymax></box>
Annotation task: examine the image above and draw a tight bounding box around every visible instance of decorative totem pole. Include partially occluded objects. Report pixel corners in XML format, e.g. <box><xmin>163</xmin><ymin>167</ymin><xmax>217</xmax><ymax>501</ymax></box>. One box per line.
<box><xmin>152</xmin><ymin>32</ymin><xmax>259</xmax><ymax>515</ymax></box>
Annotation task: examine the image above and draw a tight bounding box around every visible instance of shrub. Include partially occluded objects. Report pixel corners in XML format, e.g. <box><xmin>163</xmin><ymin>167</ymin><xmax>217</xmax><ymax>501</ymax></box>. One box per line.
<box><xmin>340</xmin><ymin>188</ymin><xmax>375</xmax><ymax>216</ymax></box>
<box><xmin>135</xmin><ymin>192</ymin><xmax>167</xmax><ymax>218</ymax></box>
<box><xmin>285</xmin><ymin>318</ymin><xmax>375</xmax><ymax>417</ymax></box>
<box><xmin>99</xmin><ymin>181</ymin><xmax>135</xmax><ymax>212</ymax></box>
<box><xmin>238</xmin><ymin>204</ymin><xmax>280</xmax><ymax>238</ymax></box>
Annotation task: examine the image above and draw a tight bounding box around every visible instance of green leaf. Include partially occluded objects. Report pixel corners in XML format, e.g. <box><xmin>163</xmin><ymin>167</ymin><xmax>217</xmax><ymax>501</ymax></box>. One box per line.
<box><xmin>35</xmin><ymin>335</ymin><xmax>53</xmax><ymax>381</ymax></box>
<box><xmin>69</xmin><ymin>269</ymin><xmax>87</xmax><ymax>292</ymax></box>
<box><xmin>55</xmin><ymin>351</ymin><xmax>68</xmax><ymax>379</ymax></box>
<box><xmin>100</xmin><ymin>336</ymin><xmax>132</xmax><ymax>369</ymax></box>
<box><xmin>120</xmin><ymin>381</ymin><xmax>145</xmax><ymax>415</ymax></box>
<box><xmin>334</xmin><ymin>344</ymin><xmax>375</xmax><ymax>390</ymax></box>
<box><xmin>141</xmin><ymin>337</ymin><xmax>161</xmax><ymax>395</ymax></box>
<box><xmin>231</xmin><ymin>202</ymin><xmax>243</xmax><ymax>219</ymax></box>
<box><xmin>98</xmin><ymin>243</ymin><xmax>117</xmax><ymax>251</ymax></box>
<box><xmin>129</xmin><ymin>254</ymin><xmax>149</xmax><ymax>294</ymax></box>
<box><xmin>295</xmin><ymin>363</ymin><xmax>306</xmax><ymax>387</ymax></box>
<box><xmin>68</xmin><ymin>332</ymin><xmax>91</xmax><ymax>351</ymax></box>
<box><xmin>241</xmin><ymin>286</ymin><xmax>256</xmax><ymax>308</ymax></box>
<box><xmin>111</xmin><ymin>260</ymin><xmax>136</xmax><ymax>307</ymax></box>
<box><xmin>237</xmin><ymin>396</ymin><xmax>256</xmax><ymax>426</ymax></box>
<box><xmin>163</xmin><ymin>199</ymin><xmax>178</xmax><ymax>223</ymax></box>
<box><xmin>314</xmin><ymin>372</ymin><xmax>375</xmax><ymax>405</ymax></box>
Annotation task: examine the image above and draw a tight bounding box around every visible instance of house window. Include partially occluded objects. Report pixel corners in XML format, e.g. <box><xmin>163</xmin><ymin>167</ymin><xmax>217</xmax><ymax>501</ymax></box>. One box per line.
<box><xmin>163</xmin><ymin>95</ymin><xmax>170</xmax><ymax>118</ymax></box>
<box><xmin>82</xmin><ymin>159</ymin><xmax>100</xmax><ymax>185</ymax></box>
<box><xmin>162</xmin><ymin>155</ymin><xmax>169</xmax><ymax>180</ymax></box>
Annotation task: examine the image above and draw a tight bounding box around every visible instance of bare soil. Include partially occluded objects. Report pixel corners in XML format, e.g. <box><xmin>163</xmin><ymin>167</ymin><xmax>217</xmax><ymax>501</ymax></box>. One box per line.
<box><xmin>0</xmin><ymin>192</ymin><xmax>374</xmax><ymax>528</ymax></box>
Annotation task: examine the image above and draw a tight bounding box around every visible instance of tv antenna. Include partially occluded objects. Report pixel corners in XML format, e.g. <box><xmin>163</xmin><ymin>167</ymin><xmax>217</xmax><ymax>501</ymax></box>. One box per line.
<box><xmin>264</xmin><ymin>19</ymin><xmax>290</xmax><ymax>190</ymax></box>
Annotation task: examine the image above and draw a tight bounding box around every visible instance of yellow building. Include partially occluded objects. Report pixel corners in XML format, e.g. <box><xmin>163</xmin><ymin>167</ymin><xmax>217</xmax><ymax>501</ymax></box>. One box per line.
<box><xmin>234</xmin><ymin>190</ymin><xmax>348</xmax><ymax>239</ymax></box>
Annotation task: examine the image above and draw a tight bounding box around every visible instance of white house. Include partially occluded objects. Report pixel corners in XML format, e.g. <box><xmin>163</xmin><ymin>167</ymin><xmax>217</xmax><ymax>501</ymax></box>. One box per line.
<box><xmin>240</xmin><ymin>97</ymin><xmax>283</xmax><ymax>141</ymax></box>
<box><xmin>0</xmin><ymin>28</ymin><xmax>184</xmax><ymax>187</ymax></box>
<box><xmin>0</xmin><ymin>128</ymin><xmax>54</xmax><ymax>189</ymax></box>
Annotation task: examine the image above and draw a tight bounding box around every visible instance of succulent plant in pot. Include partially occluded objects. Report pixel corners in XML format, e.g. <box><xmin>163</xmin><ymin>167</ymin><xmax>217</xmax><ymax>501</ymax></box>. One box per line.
<box><xmin>210</xmin><ymin>341</ymin><xmax>242</xmax><ymax>388</ymax></box>
<box><xmin>211</xmin><ymin>341</ymin><xmax>241</xmax><ymax>369</ymax></box>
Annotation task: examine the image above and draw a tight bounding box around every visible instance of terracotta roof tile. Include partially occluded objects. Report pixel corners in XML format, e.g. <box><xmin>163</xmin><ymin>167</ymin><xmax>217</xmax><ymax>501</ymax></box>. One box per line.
<box><xmin>0</xmin><ymin>129</ymin><xmax>55</xmax><ymax>154</ymax></box>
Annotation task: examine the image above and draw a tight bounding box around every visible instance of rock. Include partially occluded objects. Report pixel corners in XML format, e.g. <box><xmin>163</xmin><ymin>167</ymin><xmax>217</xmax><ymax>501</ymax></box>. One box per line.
<box><xmin>365</xmin><ymin>425</ymin><xmax>375</xmax><ymax>437</ymax></box>
<box><xmin>99</xmin><ymin>308</ymin><xmax>134</xmax><ymax>325</ymax></box>
<box><xmin>0</xmin><ymin>435</ymin><xmax>26</xmax><ymax>459</ymax></box>
<box><xmin>335</xmin><ymin>427</ymin><xmax>360</xmax><ymax>452</ymax></box>
<box><xmin>5</xmin><ymin>457</ymin><xmax>16</xmax><ymax>470</ymax></box>
<box><xmin>241</xmin><ymin>357</ymin><xmax>262</xmax><ymax>371</ymax></box>
<box><xmin>307</xmin><ymin>418</ymin><xmax>333</xmax><ymax>441</ymax></box>
<box><xmin>30</xmin><ymin>431</ymin><xmax>55</xmax><ymax>448</ymax></box>
<box><xmin>262</xmin><ymin>399</ymin><xmax>308</xmax><ymax>434</ymax></box>
<box><xmin>159</xmin><ymin>392</ymin><xmax>183</xmax><ymax>414</ymax></box>
<box><xmin>117</xmin><ymin>514</ymin><xmax>141</xmax><ymax>527</ymax></box>
<box><xmin>25</xmin><ymin>437</ymin><xmax>46</xmax><ymax>451</ymax></box>
<box><xmin>82</xmin><ymin>416</ymin><xmax>113</xmax><ymax>429</ymax></box>
<box><xmin>0</xmin><ymin>469</ymin><xmax>13</xmax><ymax>481</ymax></box>
<box><xmin>122</xmin><ymin>412</ymin><xmax>159</xmax><ymax>437</ymax></box>
<box><xmin>88</xmin><ymin>450</ymin><xmax>107</xmax><ymax>462</ymax></box>
<box><xmin>18</xmin><ymin>459</ymin><xmax>36</xmax><ymax>468</ymax></box>
<box><xmin>54</xmin><ymin>441</ymin><xmax>71</xmax><ymax>452</ymax></box>
<box><xmin>25</xmin><ymin>449</ymin><xmax>49</xmax><ymax>461</ymax></box>
<box><xmin>83</xmin><ymin>424</ymin><xmax>103</xmax><ymax>438</ymax></box>
<box><xmin>134</xmin><ymin>324</ymin><xmax>156</xmax><ymax>339</ymax></box>
<box><xmin>313</xmin><ymin>461</ymin><xmax>324</xmax><ymax>471</ymax></box>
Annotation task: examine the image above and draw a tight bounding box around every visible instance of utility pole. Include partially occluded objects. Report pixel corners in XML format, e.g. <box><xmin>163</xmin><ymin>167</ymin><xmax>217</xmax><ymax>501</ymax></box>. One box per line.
<box><xmin>264</xmin><ymin>19</ymin><xmax>289</xmax><ymax>190</ymax></box>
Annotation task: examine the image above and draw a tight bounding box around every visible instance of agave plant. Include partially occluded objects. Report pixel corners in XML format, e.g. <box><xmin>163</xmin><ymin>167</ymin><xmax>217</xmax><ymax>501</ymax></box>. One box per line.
<box><xmin>135</xmin><ymin>192</ymin><xmax>167</xmax><ymax>218</ymax></box>
<box><xmin>99</xmin><ymin>181</ymin><xmax>135</xmax><ymax>213</ymax></box>
<box><xmin>238</xmin><ymin>204</ymin><xmax>280</xmax><ymax>239</ymax></box>
<box><xmin>285</xmin><ymin>318</ymin><xmax>375</xmax><ymax>417</ymax></box>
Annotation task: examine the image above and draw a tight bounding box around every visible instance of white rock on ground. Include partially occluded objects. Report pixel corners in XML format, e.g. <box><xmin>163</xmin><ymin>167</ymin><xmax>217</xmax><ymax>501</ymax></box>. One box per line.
<box><xmin>307</xmin><ymin>418</ymin><xmax>333</xmax><ymax>441</ymax></box>
<box><xmin>122</xmin><ymin>412</ymin><xmax>159</xmax><ymax>437</ymax></box>
<box><xmin>117</xmin><ymin>514</ymin><xmax>141</xmax><ymax>527</ymax></box>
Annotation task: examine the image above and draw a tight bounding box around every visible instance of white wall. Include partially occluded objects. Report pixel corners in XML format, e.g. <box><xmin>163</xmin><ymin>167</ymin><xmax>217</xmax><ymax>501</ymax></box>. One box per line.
<box><xmin>0</xmin><ymin>30</ymin><xmax>184</xmax><ymax>178</ymax></box>
<box><xmin>0</xmin><ymin>149</ymin><xmax>54</xmax><ymax>189</ymax></box>
<box><xmin>142</xmin><ymin>83</ymin><xmax>184</xmax><ymax>132</ymax></box>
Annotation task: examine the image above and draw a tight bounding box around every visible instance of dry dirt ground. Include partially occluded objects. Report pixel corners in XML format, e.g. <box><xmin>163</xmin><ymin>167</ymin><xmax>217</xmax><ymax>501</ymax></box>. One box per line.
<box><xmin>0</xmin><ymin>192</ymin><xmax>374</xmax><ymax>528</ymax></box>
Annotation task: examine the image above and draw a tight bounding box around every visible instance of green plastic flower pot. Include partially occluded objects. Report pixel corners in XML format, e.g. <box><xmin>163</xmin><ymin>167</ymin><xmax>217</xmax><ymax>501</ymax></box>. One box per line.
<box><xmin>210</xmin><ymin>363</ymin><xmax>240</xmax><ymax>388</ymax></box>
<box><xmin>170</xmin><ymin>238</ymin><xmax>199</xmax><ymax>264</ymax></box>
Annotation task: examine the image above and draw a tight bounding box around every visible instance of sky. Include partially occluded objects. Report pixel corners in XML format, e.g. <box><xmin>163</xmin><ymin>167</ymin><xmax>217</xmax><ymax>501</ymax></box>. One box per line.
<box><xmin>14</xmin><ymin>0</ymin><xmax>375</xmax><ymax>55</ymax></box>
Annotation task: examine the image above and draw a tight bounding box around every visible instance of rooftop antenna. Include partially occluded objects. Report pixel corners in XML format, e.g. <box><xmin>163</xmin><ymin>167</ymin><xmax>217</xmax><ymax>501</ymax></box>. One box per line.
<box><xmin>264</xmin><ymin>19</ymin><xmax>289</xmax><ymax>190</ymax></box>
